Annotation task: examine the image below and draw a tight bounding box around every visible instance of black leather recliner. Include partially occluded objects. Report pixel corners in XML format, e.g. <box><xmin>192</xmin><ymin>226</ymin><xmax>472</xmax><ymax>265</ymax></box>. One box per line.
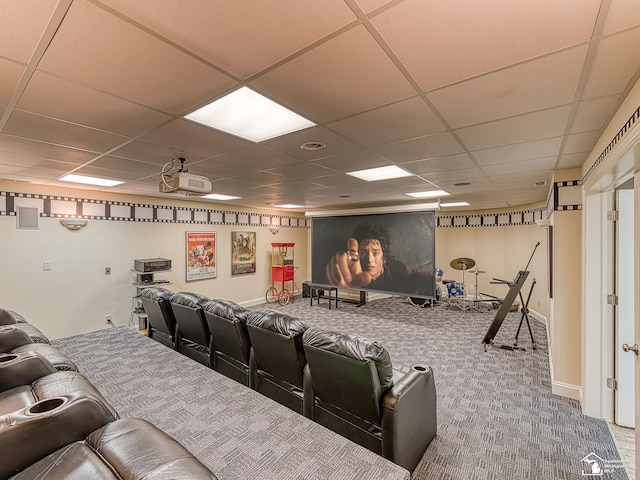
<box><xmin>170</xmin><ymin>292</ymin><xmax>211</xmax><ymax>366</ymax></box>
<box><xmin>203</xmin><ymin>299</ymin><xmax>252</xmax><ymax>385</ymax></box>
<box><xmin>9</xmin><ymin>417</ymin><xmax>218</xmax><ymax>479</ymax></box>
<box><xmin>139</xmin><ymin>287</ymin><xmax>177</xmax><ymax>349</ymax></box>
<box><xmin>302</xmin><ymin>328</ymin><xmax>437</xmax><ymax>472</ymax></box>
<box><xmin>0</xmin><ymin>325</ymin><xmax>78</xmax><ymax>372</ymax></box>
<box><xmin>245</xmin><ymin>309</ymin><xmax>308</xmax><ymax>413</ymax></box>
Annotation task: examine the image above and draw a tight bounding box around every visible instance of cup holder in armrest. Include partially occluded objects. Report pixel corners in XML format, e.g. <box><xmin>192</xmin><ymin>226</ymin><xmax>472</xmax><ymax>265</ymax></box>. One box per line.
<box><xmin>26</xmin><ymin>397</ymin><xmax>67</xmax><ymax>415</ymax></box>
<box><xmin>412</xmin><ymin>365</ymin><xmax>428</xmax><ymax>372</ymax></box>
<box><xmin>0</xmin><ymin>354</ymin><xmax>19</xmax><ymax>363</ymax></box>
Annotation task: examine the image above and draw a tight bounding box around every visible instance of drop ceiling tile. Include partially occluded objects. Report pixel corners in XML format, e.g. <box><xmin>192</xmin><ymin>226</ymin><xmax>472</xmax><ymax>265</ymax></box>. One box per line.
<box><xmin>84</xmin><ymin>156</ymin><xmax>163</xmax><ymax>177</ymax></box>
<box><xmin>563</xmin><ymin>131</ymin><xmax>599</xmax><ymax>155</ymax></box>
<box><xmin>456</xmin><ymin>106</ymin><xmax>572</xmax><ymax>151</ymax></box>
<box><xmin>0</xmin><ymin>58</ymin><xmax>26</xmax><ymax>105</ymax></box>
<box><xmin>373</xmin><ymin>132</ymin><xmax>464</xmax><ymax>162</ymax></box>
<box><xmin>252</xmin><ymin>25</ymin><xmax>416</xmax><ymax>123</ymax></box>
<box><xmin>482</xmin><ymin>156</ymin><xmax>556</xmax><ymax>176</ymax></box>
<box><xmin>327</xmin><ymin>96</ymin><xmax>446</xmax><ymax>147</ymax></box>
<box><xmin>263</xmin><ymin>127</ymin><xmax>361</xmax><ymax>160</ymax></box>
<box><xmin>4</xmin><ymin>110</ymin><xmax>129</xmax><ymax>153</ymax></box>
<box><xmin>557</xmin><ymin>153</ymin><xmax>586</xmax><ymax>169</ymax></box>
<box><xmin>571</xmin><ymin>96</ymin><xmax>621</xmax><ymax>134</ymax></box>
<box><xmin>109</xmin><ymin>141</ymin><xmax>205</xmax><ymax>166</ymax></box>
<box><xmin>100</xmin><ymin>0</ymin><xmax>357</xmax><ymax>79</ymax></box>
<box><xmin>582</xmin><ymin>28</ymin><xmax>640</xmax><ymax>99</ymax></box>
<box><xmin>17</xmin><ymin>71</ymin><xmax>172</xmax><ymax>137</ymax></box>
<box><xmin>423</xmin><ymin>167</ymin><xmax>485</xmax><ymax>183</ymax></box>
<box><xmin>38</xmin><ymin>0</ymin><xmax>235</xmax><ymax>114</ymax></box>
<box><xmin>0</xmin><ymin>152</ymin><xmax>81</xmax><ymax>171</ymax></box>
<box><xmin>0</xmin><ymin>0</ymin><xmax>59</xmax><ymax>63</ymax></box>
<box><xmin>201</xmin><ymin>147</ymin><xmax>302</xmax><ymax>171</ymax></box>
<box><xmin>265</xmin><ymin>162</ymin><xmax>335</xmax><ymax>180</ymax></box>
<box><xmin>141</xmin><ymin>119</ymin><xmax>252</xmax><ymax>158</ymax></box>
<box><xmin>601</xmin><ymin>1</ymin><xmax>640</xmax><ymax>35</ymax></box>
<box><xmin>0</xmin><ymin>165</ymin><xmax>73</xmax><ymax>182</ymax></box>
<box><xmin>69</xmin><ymin>165</ymin><xmax>151</xmax><ymax>182</ymax></box>
<box><xmin>428</xmin><ymin>46</ymin><xmax>588</xmax><ymax>129</ymax></box>
<box><xmin>0</xmin><ymin>134</ymin><xmax>96</xmax><ymax>164</ymax></box>
<box><xmin>472</xmin><ymin>138</ymin><xmax>562</xmax><ymax>167</ymax></box>
<box><xmin>372</xmin><ymin>0</ymin><xmax>600</xmax><ymax>91</ymax></box>
<box><xmin>400</xmin><ymin>153</ymin><xmax>476</xmax><ymax>174</ymax></box>
<box><xmin>188</xmin><ymin>159</ymin><xmax>260</xmax><ymax>179</ymax></box>
<box><xmin>353</xmin><ymin>0</ymin><xmax>395</xmax><ymax>14</ymax></box>
<box><xmin>311</xmin><ymin>150</ymin><xmax>392</xmax><ymax>172</ymax></box>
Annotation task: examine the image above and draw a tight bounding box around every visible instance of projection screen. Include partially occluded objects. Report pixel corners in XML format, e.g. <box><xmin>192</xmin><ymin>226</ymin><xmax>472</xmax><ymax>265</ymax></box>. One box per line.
<box><xmin>311</xmin><ymin>211</ymin><xmax>436</xmax><ymax>299</ymax></box>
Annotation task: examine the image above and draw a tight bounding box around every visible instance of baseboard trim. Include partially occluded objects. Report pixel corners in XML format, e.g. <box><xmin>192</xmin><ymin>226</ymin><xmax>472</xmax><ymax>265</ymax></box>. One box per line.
<box><xmin>552</xmin><ymin>380</ymin><xmax>582</xmax><ymax>402</ymax></box>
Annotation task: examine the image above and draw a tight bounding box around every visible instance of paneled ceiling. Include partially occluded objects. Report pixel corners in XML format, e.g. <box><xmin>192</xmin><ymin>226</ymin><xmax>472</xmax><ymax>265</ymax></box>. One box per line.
<box><xmin>1</xmin><ymin>0</ymin><xmax>639</xmax><ymax>212</ymax></box>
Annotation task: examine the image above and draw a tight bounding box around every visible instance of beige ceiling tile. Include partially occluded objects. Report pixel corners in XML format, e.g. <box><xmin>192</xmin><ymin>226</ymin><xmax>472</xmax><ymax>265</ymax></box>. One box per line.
<box><xmin>428</xmin><ymin>46</ymin><xmax>588</xmax><ymax>128</ymax></box>
<box><xmin>305</xmin><ymin>173</ymin><xmax>385</xmax><ymax>191</ymax></box>
<box><xmin>0</xmin><ymin>165</ymin><xmax>73</xmax><ymax>182</ymax></box>
<box><xmin>189</xmin><ymin>159</ymin><xmax>260</xmax><ymax>179</ymax></box>
<box><xmin>17</xmin><ymin>71</ymin><xmax>172</xmax><ymax>137</ymax></box>
<box><xmin>265</xmin><ymin>162</ymin><xmax>335</xmax><ymax>180</ymax></box>
<box><xmin>423</xmin><ymin>167</ymin><xmax>486</xmax><ymax>183</ymax></box>
<box><xmin>141</xmin><ymin>119</ymin><xmax>252</xmax><ymax>159</ymax></box>
<box><xmin>571</xmin><ymin>96</ymin><xmax>621</xmax><ymax>134</ymax></box>
<box><xmin>0</xmin><ymin>134</ymin><xmax>96</xmax><ymax>164</ymax></box>
<box><xmin>401</xmin><ymin>154</ymin><xmax>476</xmax><ymax>174</ymax></box>
<box><xmin>472</xmin><ymin>138</ymin><xmax>562</xmax><ymax>167</ymax></box>
<box><xmin>353</xmin><ymin>0</ymin><xmax>396</xmax><ymax>14</ymax></box>
<box><xmin>109</xmin><ymin>141</ymin><xmax>205</xmax><ymax>166</ymax></box>
<box><xmin>456</xmin><ymin>106</ymin><xmax>572</xmax><ymax>150</ymax></box>
<box><xmin>263</xmin><ymin>126</ymin><xmax>361</xmax><ymax>160</ymax></box>
<box><xmin>563</xmin><ymin>131</ymin><xmax>599</xmax><ymax>155</ymax></box>
<box><xmin>230</xmin><ymin>171</ymin><xmax>289</xmax><ymax>186</ymax></box>
<box><xmin>37</xmin><ymin>1</ymin><xmax>235</xmax><ymax>114</ymax></box>
<box><xmin>0</xmin><ymin>0</ymin><xmax>59</xmax><ymax>63</ymax></box>
<box><xmin>328</xmin><ymin>96</ymin><xmax>446</xmax><ymax>147</ymax></box>
<box><xmin>100</xmin><ymin>0</ymin><xmax>357</xmax><ymax>79</ymax></box>
<box><xmin>557</xmin><ymin>153</ymin><xmax>586</xmax><ymax>169</ymax></box>
<box><xmin>488</xmin><ymin>170</ymin><xmax>552</xmax><ymax>185</ymax></box>
<box><xmin>373</xmin><ymin>132</ymin><xmax>464</xmax><ymax>162</ymax></box>
<box><xmin>482</xmin><ymin>156</ymin><xmax>556</xmax><ymax>176</ymax></box>
<box><xmin>372</xmin><ymin>0</ymin><xmax>600</xmax><ymax>91</ymax></box>
<box><xmin>0</xmin><ymin>58</ymin><xmax>26</xmax><ymax>105</ymax></box>
<box><xmin>70</xmin><ymin>165</ymin><xmax>151</xmax><ymax>182</ymax></box>
<box><xmin>582</xmin><ymin>28</ymin><xmax>640</xmax><ymax>99</ymax></box>
<box><xmin>5</xmin><ymin>110</ymin><xmax>129</xmax><ymax>153</ymax></box>
<box><xmin>203</xmin><ymin>147</ymin><xmax>302</xmax><ymax>171</ymax></box>
<box><xmin>83</xmin><ymin>156</ymin><xmax>162</xmax><ymax>176</ymax></box>
<box><xmin>0</xmin><ymin>151</ymin><xmax>81</xmax><ymax>170</ymax></box>
<box><xmin>252</xmin><ymin>25</ymin><xmax>416</xmax><ymax>123</ymax></box>
<box><xmin>601</xmin><ymin>1</ymin><xmax>640</xmax><ymax>35</ymax></box>
<box><xmin>311</xmin><ymin>150</ymin><xmax>392</xmax><ymax>172</ymax></box>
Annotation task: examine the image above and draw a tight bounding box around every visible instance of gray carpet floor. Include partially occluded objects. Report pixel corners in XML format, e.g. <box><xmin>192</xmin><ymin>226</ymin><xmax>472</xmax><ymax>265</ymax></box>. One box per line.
<box><xmin>53</xmin><ymin>295</ymin><xmax>629</xmax><ymax>479</ymax></box>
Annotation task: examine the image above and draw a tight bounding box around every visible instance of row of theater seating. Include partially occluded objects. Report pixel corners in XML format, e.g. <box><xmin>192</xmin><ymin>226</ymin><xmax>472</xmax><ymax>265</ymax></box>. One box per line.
<box><xmin>0</xmin><ymin>308</ymin><xmax>217</xmax><ymax>480</ymax></box>
<box><xmin>141</xmin><ymin>287</ymin><xmax>438</xmax><ymax>472</ymax></box>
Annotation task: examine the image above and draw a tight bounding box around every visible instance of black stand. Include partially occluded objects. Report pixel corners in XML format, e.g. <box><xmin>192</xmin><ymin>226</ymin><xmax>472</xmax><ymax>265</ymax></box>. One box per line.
<box><xmin>512</xmin><ymin>278</ymin><xmax>537</xmax><ymax>350</ymax></box>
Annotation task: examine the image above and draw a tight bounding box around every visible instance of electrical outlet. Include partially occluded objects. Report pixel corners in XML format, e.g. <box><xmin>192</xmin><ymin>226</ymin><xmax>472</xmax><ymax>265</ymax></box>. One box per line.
<box><xmin>105</xmin><ymin>267</ymin><xmax>111</xmax><ymax>275</ymax></box>
<box><xmin>43</xmin><ymin>261</ymin><xmax>52</xmax><ymax>271</ymax></box>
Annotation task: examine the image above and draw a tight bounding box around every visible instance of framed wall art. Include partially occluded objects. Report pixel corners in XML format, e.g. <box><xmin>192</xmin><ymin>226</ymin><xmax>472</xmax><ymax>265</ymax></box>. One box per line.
<box><xmin>186</xmin><ymin>231</ymin><xmax>217</xmax><ymax>281</ymax></box>
<box><xmin>231</xmin><ymin>231</ymin><xmax>256</xmax><ymax>275</ymax></box>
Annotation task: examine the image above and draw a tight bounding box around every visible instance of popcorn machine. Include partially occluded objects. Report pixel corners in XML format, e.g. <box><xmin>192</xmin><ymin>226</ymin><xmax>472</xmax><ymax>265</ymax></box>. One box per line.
<box><xmin>266</xmin><ymin>242</ymin><xmax>295</xmax><ymax>305</ymax></box>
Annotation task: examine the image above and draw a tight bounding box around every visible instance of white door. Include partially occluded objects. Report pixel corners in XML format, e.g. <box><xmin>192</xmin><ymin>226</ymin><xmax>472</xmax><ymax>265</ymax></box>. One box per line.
<box><xmin>615</xmin><ymin>186</ymin><xmax>635</xmax><ymax>427</ymax></box>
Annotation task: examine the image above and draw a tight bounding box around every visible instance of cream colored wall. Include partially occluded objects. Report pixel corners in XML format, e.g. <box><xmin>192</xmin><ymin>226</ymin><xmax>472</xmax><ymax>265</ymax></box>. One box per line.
<box><xmin>435</xmin><ymin>223</ymin><xmax>549</xmax><ymax>316</ymax></box>
<box><xmin>0</xmin><ymin>182</ymin><xmax>308</xmax><ymax>340</ymax></box>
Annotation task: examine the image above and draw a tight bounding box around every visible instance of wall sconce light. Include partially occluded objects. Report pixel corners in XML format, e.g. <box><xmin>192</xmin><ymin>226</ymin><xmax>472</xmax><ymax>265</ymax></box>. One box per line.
<box><xmin>269</xmin><ymin>226</ymin><xmax>280</xmax><ymax>235</ymax></box>
<box><xmin>60</xmin><ymin>218</ymin><xmax>88</xmax><ymax>231</ymax></box>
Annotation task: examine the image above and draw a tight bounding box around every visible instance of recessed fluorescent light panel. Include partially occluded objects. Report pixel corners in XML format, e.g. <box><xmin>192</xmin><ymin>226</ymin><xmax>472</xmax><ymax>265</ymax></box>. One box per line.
<box><xmin>407</xmin><ymin>190</ymin><xmax>450</xmax><ymax>198</ymax></box>
<box><xmin>59</xmin><ymin>174</ymin><xmax>123</xmax><ymax>187</ymax></box>
<box><xmin>277</xmin><ymin>204</ymin><xmax>303</xmax><ymax>208</ymax></box>
<box><xmin>184</xmin><ymin>87</ymin><xmax>316</xmax><ymax>142</ymax></box>
<box><xmin>202</xmin><ymin>193</ymin><xmax>240</xmax><ymax>201</ymax></box>
<box><xmin>346</xmin><ymin>165</ymin><xmax>412</xmax><ymax>182</ymax></box>
<box><xmin>441</xmin><ymin>202</ymin><xmax>470</xmax><ymax>207</ymax></box>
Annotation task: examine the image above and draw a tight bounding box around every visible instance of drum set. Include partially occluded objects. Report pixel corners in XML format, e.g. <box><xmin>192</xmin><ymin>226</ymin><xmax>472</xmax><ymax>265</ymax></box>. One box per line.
<box><xmin>440</xmin><ymin>257</ymin><xmax>492</xmax><ymax>311</ymax></box>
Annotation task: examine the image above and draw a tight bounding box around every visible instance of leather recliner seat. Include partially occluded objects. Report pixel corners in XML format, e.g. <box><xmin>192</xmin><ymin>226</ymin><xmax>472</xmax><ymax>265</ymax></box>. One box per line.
<box><xmin>0</xmin><ymin>308</ymin><xmax>52</xmax><ymax>344</ymax></box>
<box><xmin>0</xmin><ymin>325</ymin><xmax>78</xmax><ymax>372</ymax></box>
<box><xmin>203</xmin><ymin>299</ymin><xmax>252</xmax><ymax>385</ymax></box>
<box><xmin>9</xmin><ymin>417</ymin><xmax>218</xmax><ymax>479</ymax></box>
<box><xmin>302</xmin><ymin>327</ymin><xmax>437</xmax><ymax>472</ymax></box>
<box><xmin>170</xmin><ymin>292</ymin><xmax>211</xmax><ymax>366</ymax></box>
<box><xmin>245</xmin><ymin>309</ymin><xmax>308</xmax><ymax>413</ymax></box>
<box><xmin>139</xmin><ymin>287</ymin><xmax>177</xmax><ymax>349</ymax></box>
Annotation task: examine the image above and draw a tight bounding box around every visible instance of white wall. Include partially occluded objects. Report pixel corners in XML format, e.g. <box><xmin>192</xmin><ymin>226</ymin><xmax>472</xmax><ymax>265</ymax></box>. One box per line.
<box><xmin>0</xmin><ymin>212</ymin><xmax>308</xmax><ymax>340</ymax></box>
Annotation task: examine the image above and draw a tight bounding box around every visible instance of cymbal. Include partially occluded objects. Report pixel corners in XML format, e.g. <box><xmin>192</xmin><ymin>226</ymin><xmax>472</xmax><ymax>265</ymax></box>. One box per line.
<box><xmin>469</xmin><ymin>269</ymin><xmax>486</xmax><ymax>274</ymax></box>
<box><xmin>450</xmin><ymin>257</ymin><xmax>476</xmax><ymax>270</ymax></box>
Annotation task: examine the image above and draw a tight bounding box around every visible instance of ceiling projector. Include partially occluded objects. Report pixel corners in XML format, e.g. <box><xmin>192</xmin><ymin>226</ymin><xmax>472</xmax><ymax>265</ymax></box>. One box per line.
<box><xmin>159</xmin><ymin>171</ymin><xmax>212</xmax><ymax>194</ymax></box>
<box><xmin>159</xmin><ymin>157</ymin><xmax>212</xmax><ymax>194</ymax></box>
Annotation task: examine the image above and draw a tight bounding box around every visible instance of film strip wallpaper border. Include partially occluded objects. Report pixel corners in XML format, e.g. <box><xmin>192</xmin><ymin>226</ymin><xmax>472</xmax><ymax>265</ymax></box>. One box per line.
<box><xmin>437</xmin><ymin>207</ymin><xmax>546</xmax><ymax>228</ymax></box>
<box><xmin>0</xmin><ymin>191</ymin><xmax>310</xmax><ymax>229</ymax></box>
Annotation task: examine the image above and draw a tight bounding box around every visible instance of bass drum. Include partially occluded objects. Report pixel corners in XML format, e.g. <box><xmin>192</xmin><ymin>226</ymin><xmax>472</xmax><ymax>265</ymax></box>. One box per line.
<box><xmin>447</xmin><ymin>282</ymin><xmax>464</xmax><ymax>297</ymax></box>
<box><xmin>408</xmin><ymin>284</ymin><xmax>441</xmax><ymax>306</ymax></box>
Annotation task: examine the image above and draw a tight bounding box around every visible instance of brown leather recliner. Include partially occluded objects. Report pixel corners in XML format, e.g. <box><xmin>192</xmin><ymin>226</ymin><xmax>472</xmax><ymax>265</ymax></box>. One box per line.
<box><xmin>170</xmin><ymin>292</ymin><xmax>211</xmax><ymax>366</ymax></box>
<box><xmin>245</xmin><ymin>309</ymin><xmax>308</xmax><ymax>413</ymax></box>
<box><xmin>0</xmin><ymin>370</ymin><xmax>119</xmax><ymax>479</ymax></box>
<box><xmin>302</xmin><ymin>328</ymin><xmax>437</xmax><ymax>472</ymax></box>
<box><xmin>9</xmin><ymin>417</ymin><xmax>218</xmax><ymax>479</ymax></box>
<box><xmin>139</xmin><ymin>287</ymin><xmax>177</xmax><ymax>349</ymax></box>
<box><xmin>203</xmin><ymin>299</ymin><xmax>252</xmax><ymax>385</ymax></box>
<box><xmin>0</xmin><ymin>308</ymin><xmax>51</xmax><ymax>344</ymax></box>
<box><xmin>0</xmin><ymin>326</ymin><xmax>78</xmax><ymax>372</ymax></box>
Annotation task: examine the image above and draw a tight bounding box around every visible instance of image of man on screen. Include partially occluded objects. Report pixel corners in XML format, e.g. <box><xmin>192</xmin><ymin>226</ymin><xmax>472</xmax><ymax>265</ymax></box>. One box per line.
<box><xmin>325</xmin><ymin>224</ymin><xmax>431</xmax><ymax>296</ymax></box>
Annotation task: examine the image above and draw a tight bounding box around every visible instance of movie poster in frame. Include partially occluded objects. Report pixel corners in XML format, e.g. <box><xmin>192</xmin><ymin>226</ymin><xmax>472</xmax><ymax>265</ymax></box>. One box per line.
<box><xmin>186</xmin><ymin>231</ymin><xmax>217</xmax><ymax>281</ymax></box>
<box><xmin>231</xmin><ymin>231</ymin><xmax>256</xmax><ymax>276</ymax></box>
